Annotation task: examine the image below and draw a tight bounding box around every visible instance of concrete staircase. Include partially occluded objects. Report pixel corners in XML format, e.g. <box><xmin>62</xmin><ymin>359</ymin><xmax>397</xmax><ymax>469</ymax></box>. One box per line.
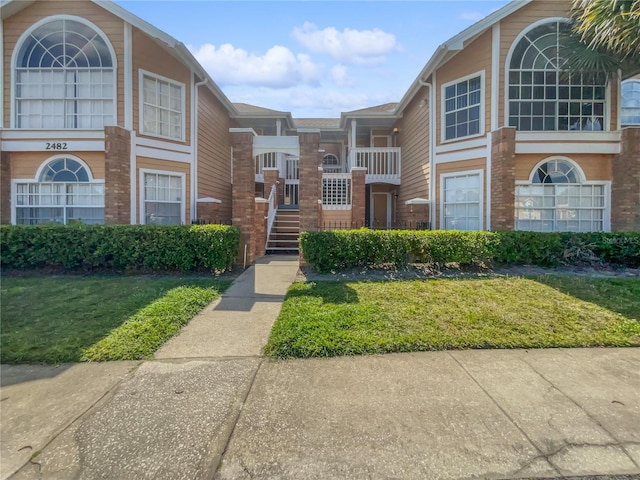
<box><xmin>266</xmin><ymin>208</ymin><xmax>300</xmax><ymax>254</ymax></box>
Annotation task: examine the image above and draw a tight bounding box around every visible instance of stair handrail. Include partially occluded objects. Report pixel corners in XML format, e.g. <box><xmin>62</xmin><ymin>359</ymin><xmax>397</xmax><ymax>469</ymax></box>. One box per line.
<box><xmin>265</xmin><ymin>184</ymin><xmax>277</xmax><ymax>249</ymax></box>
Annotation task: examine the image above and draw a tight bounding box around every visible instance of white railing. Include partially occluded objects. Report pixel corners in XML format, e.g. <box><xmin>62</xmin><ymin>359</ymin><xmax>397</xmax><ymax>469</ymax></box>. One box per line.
<box><xmin>322</xmin><ymin>173</ymin><xmax>352</xmax><ymax>210</ymax></box>
<box><xmin>349</xmin><ymin>147</ymin><xmax>401</xmax><ymax>183</ymax></box>
<box><xmin>255</xmin><ymin>152</ymin><xmax>278</xmax><ymax>182</ymax></box>
<box><xmin>265</xmin><ymin>184</ymin><xmax>277</xmax><ymax>248</ymax></box>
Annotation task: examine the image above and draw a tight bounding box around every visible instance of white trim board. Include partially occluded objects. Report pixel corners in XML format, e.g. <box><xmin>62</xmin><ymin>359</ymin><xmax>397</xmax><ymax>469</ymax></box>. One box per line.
<box><xmin>434</xmin><ymin>147</ymin><xmax>488</xmax><ymax>164</ymax></box>
<box><xmin>135</xmin><ymin>146</ymin><xmax>192</xmax><ymax>163</ymax></box>
<box><xmin>1</xmin><ymin>140</ymin><xmax>105</xmax><ymax>152</ymax></box>
<box><xmin>515</xmin><ymin>143</ymin><xmax>620</xmax><ymax>155</ymax></box>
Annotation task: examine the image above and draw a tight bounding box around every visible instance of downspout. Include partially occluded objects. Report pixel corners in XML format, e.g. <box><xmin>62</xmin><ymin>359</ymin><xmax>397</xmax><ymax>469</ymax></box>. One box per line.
<box><xmin>418</xmin><ymin>79</ymin><xmax>435</xmax><ymax>229</ymax></box>
<box><xmin>193</xmin><ymin>77</ymin><xmax>208</xmax><ymax>222</ymax></box>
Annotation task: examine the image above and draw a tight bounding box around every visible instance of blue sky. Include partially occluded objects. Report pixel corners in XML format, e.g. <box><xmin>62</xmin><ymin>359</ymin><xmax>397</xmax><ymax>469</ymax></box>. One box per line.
<box><xmin>114</xmin><ymin>1</ymin><xmax>511</xmax><ymax>117</ymax></box>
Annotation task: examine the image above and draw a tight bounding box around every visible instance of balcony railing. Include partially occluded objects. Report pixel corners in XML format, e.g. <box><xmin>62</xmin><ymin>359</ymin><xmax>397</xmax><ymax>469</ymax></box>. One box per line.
<box><xmin>349</xmin><ymin>147</ymin><xmax>401</xmax><ymax>184</ymax></box>
<box><xmin>255</xmin><ymin>152</ymin><xmax>278</xmax><ymax>182</ymax></box>
<box><xmin>322</xmin><ymin>173</ymin><xmax>352</xmax><ymax>210</ymax></box>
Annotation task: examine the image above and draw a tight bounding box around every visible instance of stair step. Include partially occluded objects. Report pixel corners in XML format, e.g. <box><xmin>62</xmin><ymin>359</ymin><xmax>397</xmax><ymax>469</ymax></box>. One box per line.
<box><xmin>268</xmin><ymin>239</ymin><xmax>299</xmax><ymax>244</ymax></box>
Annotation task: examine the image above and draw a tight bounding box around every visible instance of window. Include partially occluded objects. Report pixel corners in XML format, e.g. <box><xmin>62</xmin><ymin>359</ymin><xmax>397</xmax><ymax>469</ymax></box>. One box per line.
<box><xmin>441</xmin><ymin>171</ymin><xmax>483</xmax><ymax>231</ymax></box>
<box><xmin>140</xmin><ymin>71</ymin><xmax>184</xmax><ymax>140</ymax></box>
<box><xmin>443</xmin><ymin>74</ymin><xmax>483</xmax><ymax>141</ymax></box>
<box><xmin>508</xmin><ymin>20</ymin><xmax>607</xmax><ymax>131</ymax></box>
<box><xmin>515</xmin><ymin>158</ymin><xmax>607</xmax><ymax>232</ymax></box>
<box><xmin>14</xmin><ymin>157</ymin><xmax>104</xmax><ymax>225</ymax></box>
<box><xmin>142</xmin><ymin>171</ymin><xmax>184</xmax><ymax>224</ymax></box>
<box><xmin>14</xmin><ymin>17</ymin><xmax>115</xmax><ymax>129</ymax></box>
<box><xmin>322</xmin><ymin>153</ymin><xmax>341</xmax><ymax>173</ymax></box>
<box><xmin>621</xmin><ymin>79</ymin><xmax>640</xmax><ymax>126</ymax></box>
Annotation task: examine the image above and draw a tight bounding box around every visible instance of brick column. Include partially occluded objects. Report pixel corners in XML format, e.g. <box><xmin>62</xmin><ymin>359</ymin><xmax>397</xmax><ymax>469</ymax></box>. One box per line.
<box><xmin>612</xmin><ymin>127</ymin><xmax>640</xmax><ymax>231</ymax></box>
<box><xmin>231</xmin><ymin>130</ymin><xmax>256</xmax><ymax>265</ymax></box>
<box><xmin>197</xmin><ymin>202</ymin><xmax>219</xmax><ymax>224</ymax></box>
<box><xmin>263</xmin><ymin>168</ymin><xmax>280</xmax><ymax>204</ymax></box>
<box><xmin>1</xmin><ymin>151</ymin><xmax>11</xmax><ymax>224</ymax></box>
<box><xmin>104</xmin><ymin>126</ymin><xmax>131</xmax><ymax>224</ymax></box>
<box><xmin>351</xmin><ymin>167</ymin><xmax>367</xmax><ymax>228</ymax></box>
<box><xmin>254</xmin><ymin>198</ymin><xmax>268</xmax><ymax>257</ymax></box>
<box><xmin>298</xmin><ymin>131</ymin><xmax>321</xmax><ymax>232</ymax></box>
<box><xmin>490</xmin><ymin>127</ymin><xmax>516</xmax><ymax>230</ymax></box>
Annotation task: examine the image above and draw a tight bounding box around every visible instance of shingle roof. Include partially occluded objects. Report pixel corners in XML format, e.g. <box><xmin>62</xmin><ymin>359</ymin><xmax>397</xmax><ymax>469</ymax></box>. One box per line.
<box><xmin>345</xmin><ymin>103</ymin><xmax>399</xmax><ymax>115</ymax></box>
<box><xmin>232</xmin><ymin>103</ymin><xmax>287</xmax><ymax>115</ymax></box>
<box><xmin>294</xmin><ymin>118</ymin><xmax>341</xmax><ymax>128</ymax></box>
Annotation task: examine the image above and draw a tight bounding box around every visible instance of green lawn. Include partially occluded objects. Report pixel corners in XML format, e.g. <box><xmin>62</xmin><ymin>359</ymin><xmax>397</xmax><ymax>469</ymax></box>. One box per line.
<box><xmin>1</xmin><ymin>276</ymin><xmax>231</xmax><ymax>364</ymax></box>
<box><xmin>264</xmin><ymin>276</ymin><xmax>640</xmax><ymax>358</ymax></box>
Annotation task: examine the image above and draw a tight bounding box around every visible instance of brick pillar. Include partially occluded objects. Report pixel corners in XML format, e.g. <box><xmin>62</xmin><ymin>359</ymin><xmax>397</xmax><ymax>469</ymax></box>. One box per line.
<box><xmin>198</xmin><ymin>202</ymin><xmax>219</xmax><ymax>224</ymax></box>
<box><xmin>612</xmin><ymin>127</ymin><xmax>640</xmax><ymax>231</ymax></box>
<box><xmin>231</xmin><ymin>130</ymin><xmax>256</xmax><ymax>265</ymax></box>
<box><xmin>490</xmin><ymin>127</ymin><xmax>516</xmax><ymax>230</ymax></box>
<box><xmin>263</xmin><ymin>168</ymin><xmax>279</xmax><ymax>204</ymax></box>
<box><xmin>299</xmin><ymin>131</ymin><xmax>321</xmax><ymax>232</ymax></box>
<box><xmin>1</xmin><ymin>151</ymin><xmax>11</xmax><ymax>224</ymax></box>
<box><xmin>254</xmin><ymin>198</ymin><xmax>268</xmax><ymax>257</ymax></box>
<box><xmin>351</xmin><ymin>167</ymin><xmax>367</xmax><ymax>228</ymax></box>
<box><xmin>104</xmin><ymin>126</ymin><xmax>131</xmax><ymax>224</ymax></box>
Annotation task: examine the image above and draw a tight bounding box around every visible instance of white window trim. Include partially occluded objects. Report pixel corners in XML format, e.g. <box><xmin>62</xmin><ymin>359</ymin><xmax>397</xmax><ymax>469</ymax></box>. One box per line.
<box><xmin>139</xmin><ymin>168</ymin><xmax>186</xmax><ymax>225</ymax></box>
<box><xmin>441</xmin><ymin>70</ymin><xmax>485</xmax><ymax>144</ymax></box>
<box><xmin>621</xmin><ymin>79</ymin><xmax>640</xmax><ymax>126</ymax></box>
<box><xmin>10</xmin><ymin>14</ymin><xmax>118</xmax><ymax>130</ymax></box>
<box><xmin>33</xmin><ymin>154</ymin><xmax>96</xmax><ymax>182</ymax></box>
<box><xmin>503</xmin><ymin>17</ymin><xmax>610</xmax><ymax>132</ymax></box>
<box><xmin>440</xmin><ymin>169</ymin><xmax>484</xmax><ymax>231</ymax></box>
<box><xmin>138</xmin><ymin>69</ymin><xmax>186</xmax><ymax>142</ymax></box>
<box><xmin>527</xmin><ymin>156</ymin><xmax>587</xmax><ymax>184</ymax></box>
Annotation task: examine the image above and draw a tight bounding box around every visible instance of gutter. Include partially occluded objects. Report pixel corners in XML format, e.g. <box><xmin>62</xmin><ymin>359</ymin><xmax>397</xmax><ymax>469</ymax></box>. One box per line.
<box><xmin>192</xmin><ymin>77</ymin><xmax>208</xmax><ymax>221</ymax></box>
<box><xmin>418</xmin><ymin>79</ymin><xmax>436</xmax><ymax>228</ymax></box>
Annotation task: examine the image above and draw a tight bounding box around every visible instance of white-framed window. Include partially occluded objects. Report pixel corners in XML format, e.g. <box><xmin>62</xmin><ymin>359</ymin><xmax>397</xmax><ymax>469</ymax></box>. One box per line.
<box><xmin>515</xmin><ymin>158</ymin><xmax>609</xmax><ymax>232</ymax></box>
<box><xmin>442</xmin><ymin>72</ymin><xmax>484</xmax><ymax>142</ymax></box>
<box><xmin>13</xmin><ymin>156</ymin><xmax>104</xmax><ymax>225</ymax></box>
<box><xmin>139</xmin><ymin>70</ymin><xmax>185</xmax><ymax>141</ymax></box>
<box><xmin>621</xmin><ymin>79</ymin><xmax>640</xmax><ymax>126</ymax></box>
<box><xmin>440</xmin><ymin>170</ymin><xmax>483</xmax><ymax>231</ymax></box>
<box><xmin>507</xmin><ymin>19</ymin><xmax>608</xmax><ymax>131</ymax></box>
<box><xmin>13</xmin><ymin>16</ymin><xmax>116</xmax><ymax>129</ymax></box>
<box><xmin>322</xmin><ymin>153</ymin><xmax>341</xmax><ymax>173</ymax></box>
<box><xmin>140</xmin><ymin>169</ymin><xmax>185</xmax><ymax>224</ymax></box>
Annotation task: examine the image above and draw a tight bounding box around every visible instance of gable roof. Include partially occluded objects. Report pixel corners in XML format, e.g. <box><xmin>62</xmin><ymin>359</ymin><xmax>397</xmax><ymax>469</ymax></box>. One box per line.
<box><xmin>395</xmin><ymin>0</ymin><xmax>532</xmax><ymax>114</ymax></box>
<box><xmin>0</xmin><ymin>0</ymin><xmax>239</xmax><ymax>115</ymax></box>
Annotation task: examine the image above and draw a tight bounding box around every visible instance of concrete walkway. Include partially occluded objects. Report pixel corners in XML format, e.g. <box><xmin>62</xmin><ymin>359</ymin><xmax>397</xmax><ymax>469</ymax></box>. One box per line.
<box><xmin>1</xmin><ymin>257</ymin><xmax>640</xmax><ymax>479</ymax></box>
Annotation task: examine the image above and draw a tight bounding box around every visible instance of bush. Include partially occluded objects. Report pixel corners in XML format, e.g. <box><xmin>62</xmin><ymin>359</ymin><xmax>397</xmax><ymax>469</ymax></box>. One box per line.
<box><xmin>0</xmin><ymin>224</ymin><xmax>240</xmax><ymax>272</ymax></box>
<box><xmin>300</xmin><ymin>229</ymin><xmax>640</xmax><ymax>272</ymax></box>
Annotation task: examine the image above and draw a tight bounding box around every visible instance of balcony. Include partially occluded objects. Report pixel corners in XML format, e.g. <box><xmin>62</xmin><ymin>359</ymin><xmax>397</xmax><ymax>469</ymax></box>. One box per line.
<box><xmin>349</xmin><ymin>147</ymin><xmax>401</xmax><ymax>184</ymax></box>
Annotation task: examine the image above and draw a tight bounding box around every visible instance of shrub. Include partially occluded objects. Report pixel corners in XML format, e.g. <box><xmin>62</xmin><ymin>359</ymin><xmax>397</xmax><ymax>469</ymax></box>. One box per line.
<box><xmin>300</xmin><ymin>229</ymin><xmax>640</xmax><ymax>272</ymax></box>
<box><xmin>0</xmin><ymin>224</ymin><xmax>240</xmax><ymax>272</ymax></box>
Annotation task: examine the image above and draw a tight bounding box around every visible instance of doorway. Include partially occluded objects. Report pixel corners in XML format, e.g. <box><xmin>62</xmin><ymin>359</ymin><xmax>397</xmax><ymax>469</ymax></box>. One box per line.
<box><xmin>371</xmin><ymin>192</ymin><xmax>391</xmax><ymax>229</ymax></box>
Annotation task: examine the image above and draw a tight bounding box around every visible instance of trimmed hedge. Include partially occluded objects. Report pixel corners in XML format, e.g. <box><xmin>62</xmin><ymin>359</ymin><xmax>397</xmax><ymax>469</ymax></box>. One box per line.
<box><xmin>300</xmin><ymin>229</ymin><xmax>640</xmax><ymax>272</ymax></box>
<box><xmin>0</xmin><ymin>224</ymin><xmax>240</xmax><ymax>272</ymax></box>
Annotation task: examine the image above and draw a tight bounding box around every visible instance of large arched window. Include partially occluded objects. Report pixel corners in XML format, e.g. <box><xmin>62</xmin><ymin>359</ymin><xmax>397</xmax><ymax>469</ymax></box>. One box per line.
<box><xmin>515</xmin><ymin>158</ymin><xmax>607</xmax><ymax>232</ymax></box>
<box><xmin>14</xmin><ymin>17</ymin><xmax>115</xmax><ymax>129</ymax></box>
<box><xmin>14</xmin><ymin>156</ymin><xmax>105</xmax><ymax>225</ymax></box>
<box><xmin>508</xmin><ymin>20</ymin><xmax>607</xmax><ymax>131</ymax></box>
<box><xmin>621</xmin><ymin>79</ymin><xmax>640</xmax><ymax>126</ymax></box>
<box><xmin>322</xmin><ymin>153</ymin><xmax>341</xmax><ymax>173</ymax></box>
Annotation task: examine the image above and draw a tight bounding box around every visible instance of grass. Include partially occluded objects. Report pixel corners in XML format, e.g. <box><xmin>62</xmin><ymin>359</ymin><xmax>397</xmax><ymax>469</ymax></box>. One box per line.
<box><xmin>1</xmin><ymin>275</ymin><xmax>231</xmax><ymax>364</ymax></box>
<box><xmin>264</xmin><ymin>276</ymin><xmax>640</xmax><ymax>359</ymax></box>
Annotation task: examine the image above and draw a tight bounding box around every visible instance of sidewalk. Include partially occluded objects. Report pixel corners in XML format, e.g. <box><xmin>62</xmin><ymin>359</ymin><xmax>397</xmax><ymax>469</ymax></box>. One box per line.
<box><xmin>2</xmin><ymin>256</ymin><xmax>639</xmax><ymax>479</ymax></box>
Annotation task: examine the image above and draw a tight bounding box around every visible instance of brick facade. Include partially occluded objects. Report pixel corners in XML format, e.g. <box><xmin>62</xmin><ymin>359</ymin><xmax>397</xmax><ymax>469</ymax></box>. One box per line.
<box><xmin>612</xmin><ymin>127</ymin><xmax>640</xmax><ymax>231</ymax></box>
<box><xmin>351</xmin><ymin>167</ymin><xmax>367</xmax><ymax>227</ymax></box>
<box><xmin>490</xmin><ymin>127</ymin><xmax>516</xmax><ymax>231</ymax></box>
<box><xmin>263</xmin><ymin>168</ymin><xmax>280</xmax><ymax>204</ymax></box>
<box><xmin>231</xmin><ymin>131</ymin><xmax>256</xmax><ymax>265</ymax></box>
<box><xmin>104</xmin><ymin>126</ymin><xmax>131</xmax><ymax>224</ymax></box>
<box><xmin>254</xmin><ymin>199</ymin><xmax>268</xmax><ymax>257</ymax></box>
<box><xmin>298</xmin><ymin>131</ymin><xmax>321</xmax><ymax>232</ymax></box>
<box><xmin>1</xmin><ymin>151</ymin><xmax>11</xmax><ymax>225</ymax></box>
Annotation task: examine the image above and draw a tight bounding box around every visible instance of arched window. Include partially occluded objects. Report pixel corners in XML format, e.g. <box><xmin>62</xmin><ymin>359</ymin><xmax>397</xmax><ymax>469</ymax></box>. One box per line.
<box><xmin>14</xmin><ymin>156</ymin><xmax>104</xmax><ymax>225</ymax></box>
<box><xmin>14</xmin><ymin>17</ymin><xmax>115</xmax><ymax>129</ymax></box>
<box><xmin>515</xmin><ymin>158</ymin><xmax>607</xmax><ymax>232</ymax></box>
<box><xmin>621</xmin><ymin>79</ymin><xmax>640</xmax><ymax>126</ymax></box>
<box><xmin>508</xmin><ymin>20</ymin><xmax>607</xmax><ymax>131</ymax></box>
<box><xmin>322</xmin><ymin>153</ymin><xmax>341</xmax><ymax>172</ymax></box>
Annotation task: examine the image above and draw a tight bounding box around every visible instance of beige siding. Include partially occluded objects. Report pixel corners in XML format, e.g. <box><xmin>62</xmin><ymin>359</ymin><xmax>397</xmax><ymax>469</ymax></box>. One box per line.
<box><xmin>132</xmin><ymin>27</ymin><xmax>192</xmax><ymax>145</ymax></box>
<box><xmin>3</xmin><ymin>1</ymin><xmax>125</xmax><ymax>128</ymax></box>
<box><xmin>435</xmin><ymin>158</ymin><xmax>486</xmax><ymax>229</ymax></box>
<box><xmin>515</xmin><ymin>154</ymin><xmax>613</xmax><ymax>181</ymax></box>
<box><xmin>136</xmin><ymin>157</ymin><xmax>191</xmax><ymax>223</ymax></box>
<box><xmin>321</xmin><ymin>209</ymin><xmax>352</xmax><ymax>228</ymax></box>
<box><xmin>196</xmin><ymin>86</ymin><xmax>233</xmax><ymax>223</ymax></box>
<box><xmin>10</xmin><ymin>151</ymin><xmax>105</xmax><ymax>179</ymax></box>
<box><xmin>396</xmin><ymin>86</ymin><xmax>430</xmax><ymax>221</ymax></box>
<box><xmin>435</xmin><ymin>29</ymin><xmax>492</xmax><ymax>147</ymax></box>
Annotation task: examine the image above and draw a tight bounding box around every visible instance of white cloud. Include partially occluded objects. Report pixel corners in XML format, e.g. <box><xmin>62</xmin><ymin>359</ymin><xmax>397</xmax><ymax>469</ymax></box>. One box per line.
<box><xmin>458</xmin><ymin>12</ymin><xmax>485</xmax><ymax>22</ymax></box>
<box><xmin>188</xmin><ymin>43</ymin><xmax>322</xmax><ymax>88</ymax></box>
<box><xmin>292</xmin><ymin>22</ymin><xmax>398</xmax><ymax>65</ymax></box>
<box><xmin>329</xmin><ymin>65</ymin><xmax>355</xmax><ymax>87</ymax></box>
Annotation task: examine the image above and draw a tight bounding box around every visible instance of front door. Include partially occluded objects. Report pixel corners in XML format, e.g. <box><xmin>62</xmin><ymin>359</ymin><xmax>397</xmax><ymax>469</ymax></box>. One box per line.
<box><xmin>372</xmin><ymin>192</ymin><xmax>391</xmax><ymax>229</ymax></box>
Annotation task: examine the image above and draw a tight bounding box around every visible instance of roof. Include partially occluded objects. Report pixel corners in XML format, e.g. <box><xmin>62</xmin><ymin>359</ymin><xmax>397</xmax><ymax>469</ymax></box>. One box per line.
<box><xmin>233</xmin><ymin>103</ymin><xmax>287</xmax><ymax>115</ymax></box>
<box><xmin>294</xmin><ymin>118</ymin><xmax>341</xmax><ymax>128</ymax></box>
<box><xmin>0</xmin><ymin>0</ymin><xmax>239</xmax><ymax>115</ymax></box>
<box><xmin>345</xmin><ymin>103</ymin><xmax>398</xmax><ymax>115</ymax></box>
